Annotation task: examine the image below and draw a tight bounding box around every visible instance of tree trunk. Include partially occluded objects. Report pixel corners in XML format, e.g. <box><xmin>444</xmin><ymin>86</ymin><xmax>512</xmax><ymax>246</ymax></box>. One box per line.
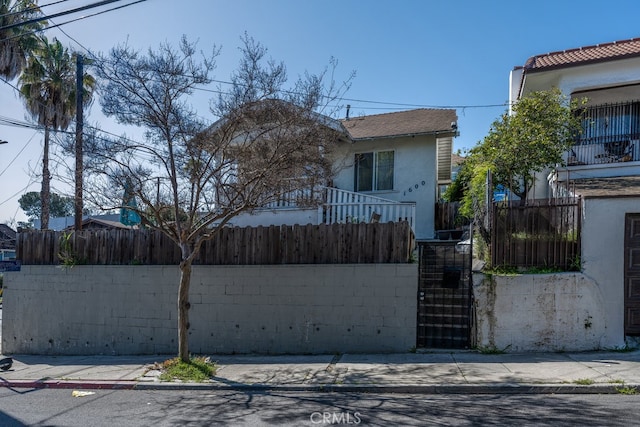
<box><xmin>40</xmin><ymin>127</ymin><xmax>50</xmax><ymax>230</ymax></box>
<box><xmin>178</xmin><ymin>258</ymin><xmax>192</xmax><ymax>363</ymax></box>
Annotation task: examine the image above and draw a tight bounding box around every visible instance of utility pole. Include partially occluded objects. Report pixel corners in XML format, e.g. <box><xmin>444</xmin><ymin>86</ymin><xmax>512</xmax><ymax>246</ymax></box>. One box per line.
<box><xmin>74</xmin><ymin>54</ymin><xmax>83</xmax><ymax>231</ymax></box>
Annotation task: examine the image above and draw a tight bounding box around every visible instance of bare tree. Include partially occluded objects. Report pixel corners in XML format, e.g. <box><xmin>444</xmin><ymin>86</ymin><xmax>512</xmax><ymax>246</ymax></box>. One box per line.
<box><xmin>90</xmin><ymin>35</ymin><xmax>353</xmax><ymax>362</ymax></box>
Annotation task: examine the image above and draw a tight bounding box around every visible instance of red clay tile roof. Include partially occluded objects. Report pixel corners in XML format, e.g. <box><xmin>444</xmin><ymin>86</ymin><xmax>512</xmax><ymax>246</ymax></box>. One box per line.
<box><xmin>520</xmin><ymin>38</ymin><xmax>640</xmax><ymax>72</ymax></box>
<box><xmin>341</xmin><ymin>109</ymin><xmax>457</xmax><ymax>140</ymax></box>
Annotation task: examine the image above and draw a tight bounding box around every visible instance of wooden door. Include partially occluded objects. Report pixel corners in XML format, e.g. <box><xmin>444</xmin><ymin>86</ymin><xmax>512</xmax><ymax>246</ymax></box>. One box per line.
<box><xmin>625</xmin><ymin>214</ymin><xmax>640</xmax><ymax>335</ymax></box>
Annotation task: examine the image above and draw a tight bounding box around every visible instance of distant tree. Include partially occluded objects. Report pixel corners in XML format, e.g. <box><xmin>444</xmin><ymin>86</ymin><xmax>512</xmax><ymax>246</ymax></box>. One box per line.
<box><xmin>18</xmin><ymin>37</ymin><xmax>95</xmax><ymax>229</ymax></box>
<box><xmin>0</xmin><ymin>0</ymin><xmax>43</xmax><ymax>79</ymax></box>
<box><xmin>90</xmin><ymin>34</ymin><xmax>353</xmax><ymax>362</ymax></box>
<box><xmin>18</xmin><ymin>191</ymin><xmax>75</xmax><ymax>223</ymax></box>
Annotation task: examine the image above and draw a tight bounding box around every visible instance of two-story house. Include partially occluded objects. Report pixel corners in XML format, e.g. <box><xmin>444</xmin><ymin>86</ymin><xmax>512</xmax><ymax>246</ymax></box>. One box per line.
<box><xmin>230</xmin><ymin>108</ymin><xmax>458</xmax><ymax>240</ymax></box>
<box><xmin>510</xmin><ymin>37</ymin><xmax>640</xmax><ymax>345</ymax></box>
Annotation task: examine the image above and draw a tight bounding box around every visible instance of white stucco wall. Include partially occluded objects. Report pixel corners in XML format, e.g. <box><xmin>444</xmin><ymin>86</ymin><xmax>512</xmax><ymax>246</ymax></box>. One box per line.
<box><xmin>332</xmin><ymin>135</ymin><xmax>438</xmax><ymax>240</ymax></box>
<box><xmin>511</xmin><ymin>56</ymin><xmax>640</xmax><ymax>103</ymax></box>
<box><xmin>473</xmin><ymin>273</ymin><xmax>611</xmax><ymax>352</ymax></box>
<box><xmin>581</xmin><ymin>197</ymin><xmax>640</xmax><ymax>347</ymax></box>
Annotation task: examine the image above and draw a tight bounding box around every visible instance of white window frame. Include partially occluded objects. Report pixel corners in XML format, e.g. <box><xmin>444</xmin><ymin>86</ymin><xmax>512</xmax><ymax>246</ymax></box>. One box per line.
<box><xmin>354</xmin><ymin>150</ymin><xmax>395</xmax><ymax>192</ymax></box>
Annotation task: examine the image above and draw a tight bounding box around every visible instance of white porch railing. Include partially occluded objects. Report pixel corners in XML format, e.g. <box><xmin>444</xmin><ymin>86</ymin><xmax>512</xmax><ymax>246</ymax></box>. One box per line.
<box><xmin>319</xmin><ymin>187</ymin><xmax>416</xmax><ymax>231</ymax></box>
<box><xmin>261</xmin><ymin>185</ymin><xmax>323</xmax><ymax>209</ymax></box>
<box><xmin>253</xmin><ymin>186</ymin><xmax>416</xmax><ymax>231</ymax></box>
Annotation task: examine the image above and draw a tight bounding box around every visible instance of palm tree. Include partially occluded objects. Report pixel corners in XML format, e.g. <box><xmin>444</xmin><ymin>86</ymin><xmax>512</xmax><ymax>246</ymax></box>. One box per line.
<box><xmin>18</xmin><ymin>37</ymin><xmax>95</xmax><ymax>229</ymax></box>
<box><xmin>0</xmin><ymin>0</ymin><xmax>43</xmax><ymax>79</ymax></box>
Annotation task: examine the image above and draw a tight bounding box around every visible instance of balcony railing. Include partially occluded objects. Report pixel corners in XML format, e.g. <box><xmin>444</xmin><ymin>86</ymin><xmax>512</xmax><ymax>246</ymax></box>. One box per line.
<box><xmin>566</xmin><ymin>139</ymin><xmax>639</xmax><ymax>166</ymax></box>
<box><xmin>567</xmin><ymin>101</ymin><xmax>640</xmax><ymax>166</ymax></box>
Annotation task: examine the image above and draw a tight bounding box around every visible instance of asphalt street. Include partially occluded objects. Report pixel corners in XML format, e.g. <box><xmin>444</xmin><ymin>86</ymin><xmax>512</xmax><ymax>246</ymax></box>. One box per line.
<box><xmin>2</xmin><ymin>388</ymin><xmax>640</xmax><ymax>426</ymax></box>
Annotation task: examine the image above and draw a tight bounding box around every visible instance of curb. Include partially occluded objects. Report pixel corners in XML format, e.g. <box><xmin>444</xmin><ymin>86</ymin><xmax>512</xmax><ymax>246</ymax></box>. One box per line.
<box><xmin>132</xmin><ymin>382</ymin><xmax>640</xmax><ymax>394</ymax></box>
<box><xmin>2</xmin><ymin>380</ymin><xmax>635</xmax><ymax>394</ymax></box>
<box><xmin>0</xmin><ymin>380</ymin><xmax>136</xmax><ymax>390</ymax></box>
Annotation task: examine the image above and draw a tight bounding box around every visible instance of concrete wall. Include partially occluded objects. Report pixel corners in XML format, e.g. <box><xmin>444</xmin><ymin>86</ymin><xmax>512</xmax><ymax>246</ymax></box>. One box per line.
<box><xmin>473</xmin><ymin>198</ymin><xmax>637</xmax><ymax>352</ymax></box>
<box><xmin>473</xmin><ymin>273</ymin><xmax>612</xmax><ymax>352</ymax></box>
<box><xmin>1</xmin><ymin>264</ymin><xmax>418</xmax><ymax>356</ymax></box>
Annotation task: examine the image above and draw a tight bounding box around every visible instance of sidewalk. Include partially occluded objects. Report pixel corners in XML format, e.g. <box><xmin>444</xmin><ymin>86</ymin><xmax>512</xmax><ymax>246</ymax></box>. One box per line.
<box><xmin>1</xmin><ymin>350</ymin><xmax>640</xmax><ymax>394</ymax></box>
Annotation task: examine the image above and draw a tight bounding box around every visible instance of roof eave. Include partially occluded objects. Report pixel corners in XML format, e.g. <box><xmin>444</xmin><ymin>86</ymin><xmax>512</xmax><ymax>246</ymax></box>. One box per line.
<box><xmin>351</xmin><ymin>129</ymin><xmax>459</xmax><ymax>141</ymax></box>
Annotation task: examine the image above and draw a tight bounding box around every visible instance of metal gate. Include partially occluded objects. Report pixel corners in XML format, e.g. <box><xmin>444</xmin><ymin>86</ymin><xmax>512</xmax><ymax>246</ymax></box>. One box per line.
<box><xmin>416</xmin><ymin>239</ymin><xmax>472</xmax><ymax>348</ymax></box>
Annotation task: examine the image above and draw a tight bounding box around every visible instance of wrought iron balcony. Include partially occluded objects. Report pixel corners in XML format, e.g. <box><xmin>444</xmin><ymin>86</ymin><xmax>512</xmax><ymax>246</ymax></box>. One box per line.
<box><xmin>567</xmin><ymin>138</ymin><xmax>638</xmax><ymax>166</ymax></box>
<box><xmin>566</xmin><ymin>101</ymin><xmax>640</xmax><ymax>166</ymax></box>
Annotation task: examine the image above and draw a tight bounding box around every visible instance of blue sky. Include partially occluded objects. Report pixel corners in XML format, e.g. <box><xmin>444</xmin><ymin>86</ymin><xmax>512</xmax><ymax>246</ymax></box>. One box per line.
<box><xmin>1</xmin><ymin>0</ymin><xmax>640</xmax><ymax>224</ymax></box>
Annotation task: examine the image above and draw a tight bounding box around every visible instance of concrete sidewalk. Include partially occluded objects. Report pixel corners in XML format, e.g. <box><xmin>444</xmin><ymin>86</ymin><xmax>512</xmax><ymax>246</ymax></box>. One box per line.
<box><xmin>1</xmin><ymin>350</ymin><xmax>639</xmax><ymax>393</ymax></box>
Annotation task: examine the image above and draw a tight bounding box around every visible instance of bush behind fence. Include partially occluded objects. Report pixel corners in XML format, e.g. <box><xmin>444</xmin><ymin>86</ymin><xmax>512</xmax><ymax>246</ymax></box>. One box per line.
<box><xmin>491</xmin><ymin>197</ymin><xmax>581</xmax><ymax>270</ymax></box>
<box><xmin>17</xmin><ymin>221</ymin><xmax>415</xmax><ymax>265</ymax></box>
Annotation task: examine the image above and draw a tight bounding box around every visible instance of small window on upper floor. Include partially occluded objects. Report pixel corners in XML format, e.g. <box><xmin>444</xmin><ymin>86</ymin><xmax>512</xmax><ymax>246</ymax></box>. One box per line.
<box><xmin>354</xmin><ymin>150</ymin><xmax>394</xmax><ymax>192</ymax></box>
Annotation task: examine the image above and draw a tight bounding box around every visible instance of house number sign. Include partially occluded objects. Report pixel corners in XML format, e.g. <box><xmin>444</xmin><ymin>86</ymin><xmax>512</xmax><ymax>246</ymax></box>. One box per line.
<box><xmin>403</xmin><ymin>180</ymin><xmax>426</xmax><ymax>196</ymax></box>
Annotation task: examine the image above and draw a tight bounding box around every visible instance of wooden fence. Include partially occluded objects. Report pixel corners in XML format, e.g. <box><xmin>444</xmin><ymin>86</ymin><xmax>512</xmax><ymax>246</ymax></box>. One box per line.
<box><xmin>490</xmin><ymin>197</ymin><xmax>581</xmax><ymax>270</ymax></box>
<box><xmin>16</xmin><ymin>222</ymin><xmax>415</xmax><ymax>265</ymax></box>
<box><xmin>435</xmin><ymin>201</ymin><xmax>468</xmax><ymax>231</ymax></box>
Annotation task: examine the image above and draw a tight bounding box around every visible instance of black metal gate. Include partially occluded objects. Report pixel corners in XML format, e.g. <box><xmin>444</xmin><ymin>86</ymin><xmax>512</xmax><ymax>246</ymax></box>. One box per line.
<box><xmin>416</xmin><ymin>239</ymin><xmax>472</xmax><ymax>348</ymax></box>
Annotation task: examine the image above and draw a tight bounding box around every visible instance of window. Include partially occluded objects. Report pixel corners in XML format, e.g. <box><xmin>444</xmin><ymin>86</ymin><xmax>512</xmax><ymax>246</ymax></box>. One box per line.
<box><xmin>354</xmin><ymin>151</ymin><xmax>394</xmax><ymax>192</ymax></box>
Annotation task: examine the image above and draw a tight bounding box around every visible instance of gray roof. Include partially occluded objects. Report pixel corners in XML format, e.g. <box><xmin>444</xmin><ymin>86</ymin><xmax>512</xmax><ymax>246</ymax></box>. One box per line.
<box><xmin>571</xmin><ymin>176</ymin><xmax>640</xmax><ymax>198</ymax></box>
<box><xmin>34</xmin><ymin>214</ymin><xmax>122</xmax><ymax>231</ymax></box>
<box><xmin>341</xmin><ymin>109</ymin><xmax>458</xmax><ymax>140</ymax></box>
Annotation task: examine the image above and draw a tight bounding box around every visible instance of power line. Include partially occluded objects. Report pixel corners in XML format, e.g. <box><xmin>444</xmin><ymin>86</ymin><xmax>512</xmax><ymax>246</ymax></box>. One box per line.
<box><xmin>186</xmin><ymin>79</ymin><xmax>508</xmax><ymax>111</ymax></box>
<box><xmin>0</xmin><ymin>0</ymin><xmax>71</xmax><ymax>20</ymax></box>
<box><xmin>0</xmin><ymin>114</ymin><xmax>42</xmax><ymax>130</ymax></box>
<box><xmin>38</xmin><ymin>15</ymin><xmax>505</xmax><ymax>113</ymax></box>
<box><xmin>0</xmin><ymin>0</ymin><xmax>127</xmax><ymax>31</ymax></box>
<box><xmin>0</xmin><ymin>132</ymin><xmax>41</xmax><ymax>209</ymax></box>
<box><xmin>0</xmin><ymin>0</ymin><xmax>150</xmax><ymax>44</ymax></box>
<box><xmin>41</xmin><ymin>24</ymin><xmax>506</xmax><ymax>114</ymax></box>
<box><xmin>2</xmin><ymin>0</ymin><xmax>503</xmax><ymax>118</ymax></box>
<box><xmin>1</xmin><ymin>12</ymin><xmax>505</xmax><ymax>159</ymax></box>
<box><xmin>0</xmin><ymin>129</ymin><xmax>38</xmax><ymax>178</ymax></box>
